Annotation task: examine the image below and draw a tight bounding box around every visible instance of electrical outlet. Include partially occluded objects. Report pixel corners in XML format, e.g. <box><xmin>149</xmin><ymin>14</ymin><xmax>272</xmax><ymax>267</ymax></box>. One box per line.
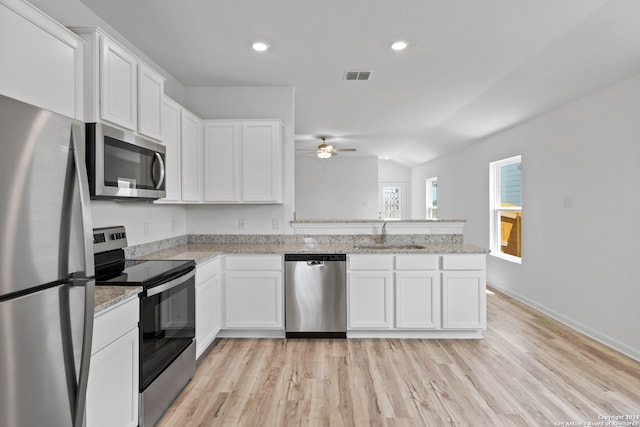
<box><xmin>272</xmin><ymin>218</ymin><xmax>280</xmax><ymax>230</ymax></box>
<box><xmin>143</xmin><ymin>222</ymin><xmax>150</xmax><ymax>236</ymax></box>
<box><xmin>564</xmin><ymin>196</ymin><xmax>573</xmax><ymax>209</ymax></box>
<box><xmin>238</xmin><ymin>218</ymin><xmax>246</xmax><ymax>230</ymax></box>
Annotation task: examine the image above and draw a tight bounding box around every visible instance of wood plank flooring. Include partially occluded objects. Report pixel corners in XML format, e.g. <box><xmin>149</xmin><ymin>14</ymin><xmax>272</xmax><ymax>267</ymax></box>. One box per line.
<box><xmin>158</xmin><ymin>289</ymin><xmax>640</xmax><ymax>426</ymax></box>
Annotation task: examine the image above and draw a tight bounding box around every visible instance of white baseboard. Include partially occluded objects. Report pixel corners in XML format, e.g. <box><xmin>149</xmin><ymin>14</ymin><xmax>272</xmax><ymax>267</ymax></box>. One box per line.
<box><xmin>488</xmin><ymin>283</ymin><xmax>640</xmax><ymax>363</ymax></box>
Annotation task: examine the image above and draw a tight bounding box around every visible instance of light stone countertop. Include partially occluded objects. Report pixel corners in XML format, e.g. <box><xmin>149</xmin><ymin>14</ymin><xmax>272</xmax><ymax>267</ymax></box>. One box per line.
<box><xmin>290</xmin><ymin>219</ymin><xmax>467</xmax><ymax>223</ymax></box>
<box><xmin>137</xmin><ymin>241</ymin><xmax>490</xmax><ymax>265</ymax></box>
<box><xmin>94</xmin><ymin>285</ymin><xmax>141</xmax><ymax>314</ymax></box>
<box><xmin>95</xmin><ymin>238</ymin><xmax>489</xmax><ymax>313</ymax></box>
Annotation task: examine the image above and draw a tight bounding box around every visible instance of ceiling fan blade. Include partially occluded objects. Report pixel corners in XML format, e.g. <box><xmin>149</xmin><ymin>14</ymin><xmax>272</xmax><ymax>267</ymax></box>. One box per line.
<box><xmin>334</xmin><ymin>148</ymin><xmax>357</xmax><ymax>152</ymax></box>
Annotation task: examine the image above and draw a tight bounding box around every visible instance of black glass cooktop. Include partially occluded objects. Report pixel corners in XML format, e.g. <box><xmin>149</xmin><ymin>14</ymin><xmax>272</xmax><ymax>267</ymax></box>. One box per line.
<box><xmin>96</xmin><ymin>259</ymin><xmax>195</xmax><ymax>288</ymax></box>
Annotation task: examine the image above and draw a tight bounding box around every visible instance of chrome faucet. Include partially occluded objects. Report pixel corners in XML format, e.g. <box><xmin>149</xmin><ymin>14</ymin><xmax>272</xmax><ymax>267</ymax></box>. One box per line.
<box><xmin>381</xmin><ymin>222</ymin><xmax>387</xmax><ymax>245</ymax></box>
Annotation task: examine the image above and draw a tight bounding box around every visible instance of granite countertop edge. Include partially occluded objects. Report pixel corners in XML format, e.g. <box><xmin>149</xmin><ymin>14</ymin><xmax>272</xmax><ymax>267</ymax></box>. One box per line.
<box><xmin>94</xmin><ymin>286</ymin><xmax>142</xmax><ymax>315</ymax></box>
<box><xmin>138</xmin><ymin>242</ymin><xmax>490</xmax><ymax>263</ymax></box>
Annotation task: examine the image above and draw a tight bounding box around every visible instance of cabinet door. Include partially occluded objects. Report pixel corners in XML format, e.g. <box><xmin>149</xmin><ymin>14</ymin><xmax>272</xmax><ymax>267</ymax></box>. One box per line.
<box><xmin>87</xmin><ymin>298</ymin><xmax>139</xmax><ymax>427</ymax></box>
<box><xmin>224</xmin><ymin>271</ymin><xmax>283</xmax><ymax>329</ymax></box>
<box><xmin>441</xmin><ymin>271</ymin><xmax>486</xmax><ymax>329</ymax></box>
<box><xmin>137</xmin><ymin>62</ymin><xmax>164</xmax><ymax>141</ymax></box>
<box><xmin>86</xmin><ymin>328</ymin><xmax>138</xmax><ymax>427</ymax></box>
<box><xmin>203</xmin><ymin>121</ymin><xmax>241</xmax><ymax>202</ymax></box>
<box><xmin>180</xmin><ymin>108</ymin><xmax>202</xmax><ymax>202</ymax></box>
<box><xmin>100</xmin><ymin>36</ymin><xmax>137</xmax><ymax>130</ymax></box>
<box><xmin>395</xmin><ymin>271</ymin><xmax>440</xmax><ymax>329</ymax></box>
<box><xmin>0</xmin><ymin>0</ymin><xmax>84</xmax><ymax>119</ymax></box>
<box><xmin>196</xmin><ymin>274</ymin><xmax>220</xmax><ymax>359</ymax></box>
<box><xmin>348</xmin><ymin>271</ymin><xmax>393</xmax><ymax>329</ymax></box>
<box><xmin>160</xmin><ymin>97</ymin><xmax>181</xmax><ymax>201</ymax></box>
<box><xmin>242</xmin><ymin>121</ymin><xmax>282</xmax><ymax>202</ymax></box>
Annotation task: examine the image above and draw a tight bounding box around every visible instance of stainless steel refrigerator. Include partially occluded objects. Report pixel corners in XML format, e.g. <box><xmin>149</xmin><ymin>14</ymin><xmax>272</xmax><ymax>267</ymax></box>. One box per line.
<box><xmin>0</xmin><ymin>94</ymin><xmax>95</xmax><ymax>427</ymax></box>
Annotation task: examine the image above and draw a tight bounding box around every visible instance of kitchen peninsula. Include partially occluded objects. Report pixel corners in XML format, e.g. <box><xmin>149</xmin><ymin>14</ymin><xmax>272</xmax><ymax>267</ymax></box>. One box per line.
<box><xmin>94</xmin><ymin>219</ymin><xmax>489</xmax><ymax>358</ymax></box>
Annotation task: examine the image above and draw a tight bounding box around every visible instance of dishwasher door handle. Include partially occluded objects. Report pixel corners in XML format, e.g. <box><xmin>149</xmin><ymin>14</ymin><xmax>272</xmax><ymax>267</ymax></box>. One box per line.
<box><xmin>306</xmin><ymin>260</ymin><xmax>324</xmax><ymax>266</ymax></box>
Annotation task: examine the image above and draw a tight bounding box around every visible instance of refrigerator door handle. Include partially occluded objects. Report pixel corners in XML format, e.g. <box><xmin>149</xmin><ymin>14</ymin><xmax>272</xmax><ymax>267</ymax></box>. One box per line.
<box><xmin>70</xmin><ymin>124</ymin><xmax>95</xmax><ymax>427</ymax></box>
<box><xmin>70</xmin><ymin>124</ymin><xmax>94</xmax><ymax>277</ymax></box>
<box><xmin>71</xmin><ymin>278</ymin><xmax>95</xmax><ymax>427</ymax></box>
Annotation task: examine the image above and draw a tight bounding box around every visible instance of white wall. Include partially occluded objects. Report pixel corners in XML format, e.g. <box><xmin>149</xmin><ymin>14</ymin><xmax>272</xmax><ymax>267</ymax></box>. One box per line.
<box><xmin>185</xmin><ymin>86</ymin><xmax>295</xmax><ymax>234</ymax></box>
<box><xmin>295</xmin><ymin>156</ymin><xmax>378</xmax><ymax>220</ymax></box>
<box><xmin>411</xmin><ymin>74</ymin><xmax>640</xmax><ymax>360</ymax></box>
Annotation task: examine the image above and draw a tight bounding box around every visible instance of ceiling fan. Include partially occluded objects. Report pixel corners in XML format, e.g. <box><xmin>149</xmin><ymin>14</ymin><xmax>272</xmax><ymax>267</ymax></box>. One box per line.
<box><xmin>314</xmin><ymin>136</ymin><xmax>356</xmax><ymax>159</ymax></box>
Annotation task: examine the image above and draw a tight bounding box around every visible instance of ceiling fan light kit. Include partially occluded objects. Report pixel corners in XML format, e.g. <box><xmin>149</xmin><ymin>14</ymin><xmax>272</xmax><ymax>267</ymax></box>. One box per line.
<box><xmin>251</xmin><ymin>41</ymin><xmax>269</xmax><ymax>52</ymax></box>
<box><xmin>391</xmin><ymin>40</ymin><xmax>408</xmax><ymax>51</ymax></box>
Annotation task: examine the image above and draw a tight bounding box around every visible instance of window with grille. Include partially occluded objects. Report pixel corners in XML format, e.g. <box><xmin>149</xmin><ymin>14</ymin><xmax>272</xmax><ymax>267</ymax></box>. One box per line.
<box><xmin>426</xmin><ymin>177</ymin><xmax>438</xmax><ymax>219</ymax></box>
<box><xmin>383</xmin><ymin>186</ymin><xmax>401</xmax><ymax>220</ymax></box>
<box><xmin>490</xmin><ymin>156</ymin><xmax>522</xmax><ymax>262</ymax></box>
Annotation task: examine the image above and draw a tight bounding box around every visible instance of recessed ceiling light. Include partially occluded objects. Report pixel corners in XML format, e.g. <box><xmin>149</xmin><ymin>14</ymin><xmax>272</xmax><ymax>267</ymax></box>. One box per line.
<box><xmin>391</xmin><ymin>41</ymin><xmax>408</xmax><ymax>51</ymax></box>
<box><xmin>252</xmin><ymin>42</ymin><xmax>269</xmax><ymax>52</ymax></box>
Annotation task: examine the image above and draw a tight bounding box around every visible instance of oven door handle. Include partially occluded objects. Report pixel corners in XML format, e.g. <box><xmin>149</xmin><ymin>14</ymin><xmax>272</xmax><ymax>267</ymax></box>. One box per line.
<box><xmin>146</xmin><ymin>269</ymin><xmax>195</xmax><ymax>297</ymax></box>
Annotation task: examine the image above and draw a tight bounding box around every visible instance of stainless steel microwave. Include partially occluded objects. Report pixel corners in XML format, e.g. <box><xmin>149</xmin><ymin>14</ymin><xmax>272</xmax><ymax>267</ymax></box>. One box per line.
<box><xmin>86</xmin><ymin>123</ymin><xmax>166</xmax><ymax>200</ymax></box>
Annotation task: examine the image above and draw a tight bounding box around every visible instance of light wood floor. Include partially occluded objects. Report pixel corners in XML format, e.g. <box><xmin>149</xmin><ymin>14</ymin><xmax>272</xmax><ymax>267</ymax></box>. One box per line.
<box><xmin>158</xmin><ymin>289</ymin><xmax>640</xmax><ymax>426</ymax></box>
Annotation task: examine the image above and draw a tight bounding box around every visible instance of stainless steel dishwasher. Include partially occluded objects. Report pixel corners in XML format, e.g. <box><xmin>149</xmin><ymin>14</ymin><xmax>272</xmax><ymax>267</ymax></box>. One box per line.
<box><xmin>285</xmin><ymin>254</ymin><xmax>347</xmax><ymax>338</ymax></box>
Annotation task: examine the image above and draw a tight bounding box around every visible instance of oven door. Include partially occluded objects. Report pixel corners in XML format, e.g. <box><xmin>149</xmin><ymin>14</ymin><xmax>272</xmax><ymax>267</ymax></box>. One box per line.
<box><xmin>87</xmin><ymin>123</ymin><xmax>166</xmax><ymax>200</ymax></box>
<box><xmin>140</xmin><ymin>269</ymin><xmax>195</xmax><ymax>391</ymax></box>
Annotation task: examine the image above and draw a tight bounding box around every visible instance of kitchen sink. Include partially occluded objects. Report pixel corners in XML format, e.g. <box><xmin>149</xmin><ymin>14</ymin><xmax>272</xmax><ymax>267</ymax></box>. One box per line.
<box><xmin>353</xmin><ymin>244</ymin><xmax>426</xmax><ymax>251</ymax></box>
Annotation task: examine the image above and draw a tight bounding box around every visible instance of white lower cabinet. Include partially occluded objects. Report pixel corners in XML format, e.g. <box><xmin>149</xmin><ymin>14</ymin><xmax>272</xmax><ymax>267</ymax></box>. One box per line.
<box><xmin>395</xmin><ymin>271</ymin><xmax>440</xmax><ymax>329</ymax></box>
<box><xmin>195</xmin><ymin>257</ymin><xmax>221</xmax><ymax>359</ymax></box>
<box><xmin>87</xmin><ymin>297</ymin><xmax>139</xmax><ymax>427</ymax></box>
<box><xmin>441</xmin><ymin>271</ymin><xmax>485</xmax><ymax>329</ymax></box>
<box><xmin>348</xmin><ymin>253</ymin><xmax>485</xmax><ymax>336</ymax></box>
<box><xmin>441</xmin><ymin>254</ymin><xmax>486</xmax><ymax>330</ymax></box>
<box><xmin>348</xmin><ymin>271</ymin><xmax>393</xmax><ymax>329</ymax></box>
<box><xmin>223</xmin><ymin>255</ymin><xmax>283</xmax><ymax>330</ymax></box>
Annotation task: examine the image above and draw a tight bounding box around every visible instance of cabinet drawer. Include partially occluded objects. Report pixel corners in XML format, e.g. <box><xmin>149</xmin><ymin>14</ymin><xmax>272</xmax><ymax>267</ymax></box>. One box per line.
<box><xmin>395</xmin><ymin>254</ymin><xmax>439</xmax><ymax>270</ymax></box>
<box><xmin>93</xmin><ymin>297</ymin><xmax>139</xmax><ymax>353</ymax></box>
<box><xmin>196</xmin><ymin>256</ymin><xmax>221</xmax><ymax>284</ymax></box>
<box><xmin>225</xmin><ymin>254</ymin><xmax>282</xmax><ymax>270</ymax></box>
<box><xmin>348</xmin><ymin>254</ymin><xmax>394</xmax><ymax>271</ymax></box>
<box><xmin>441</xmin><ymin>255</ymin><xmax>485</xmax><ymax>271</ymax></box>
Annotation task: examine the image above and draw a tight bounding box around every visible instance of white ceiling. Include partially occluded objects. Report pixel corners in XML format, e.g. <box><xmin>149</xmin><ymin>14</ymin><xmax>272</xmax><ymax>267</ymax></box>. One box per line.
<box><xmin>77</xmin><ymin>0</ymin><xmax>640</xmax><ymax>167</ymax></box>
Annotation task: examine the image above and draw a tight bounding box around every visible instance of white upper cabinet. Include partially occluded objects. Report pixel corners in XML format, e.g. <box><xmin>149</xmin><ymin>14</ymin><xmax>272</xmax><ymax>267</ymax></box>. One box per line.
<box><xmin>203</xmin><ymin>120</ymin><xmax>283</xmax><ymax>204</ymax></box>
<box><xmin>204</xmin><ymin>121</ymin><xmax>242</xmax><ymax>202</ymax></box>
<box><xmin>242</xmin><ymin>121</ymin><xmax>282</xmax><ymax>202</ymax></box>
<box><xmin>100</xmin><ymin>36</ymin><xmax>137</xmax><ymax>130</ymax></box>
<box><xmin>0</xmin><ymin>0</ymin><xmax>84</xmax><ymax>119</ymax></box>
<box><xmin>72</xmin><ymin>27</ymin><xmax>165</xmax><ymax>140</ymax></box>
<box><xmin>180</xmin><ymin>108</ymin><xmax>203</xmax><ymax>202</ymax></box>
<box><xmin>160</xmin><ymin>96</ymin><xmax>182</xmax><ymax>202</ymax></box>
<box><xmin>137</xmin><ymin>62</ymin><xmax>164</xmax><ymax>140</ymax></box>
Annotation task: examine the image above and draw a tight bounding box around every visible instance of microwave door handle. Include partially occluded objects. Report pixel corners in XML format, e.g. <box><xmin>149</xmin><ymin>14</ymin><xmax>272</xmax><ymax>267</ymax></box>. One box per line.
<box><xmin>154</xmin><ymin>152</ymin><xmax>165</xmax><ymax>190</ymax></box>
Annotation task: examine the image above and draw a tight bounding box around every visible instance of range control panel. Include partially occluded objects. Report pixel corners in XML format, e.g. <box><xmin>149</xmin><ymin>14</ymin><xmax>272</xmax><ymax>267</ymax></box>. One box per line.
<box><xmin>93</xmin><ymin>225</ymin><xmax>128</xmax><ymax>254</ymax></box>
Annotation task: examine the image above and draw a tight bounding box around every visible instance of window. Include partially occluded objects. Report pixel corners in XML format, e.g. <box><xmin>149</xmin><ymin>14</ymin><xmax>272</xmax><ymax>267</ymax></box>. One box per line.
<box><xmin>426</xmin><ymin>177</ymin><xmax>438</xmax><ymax>219</ymax></box>
<box><xmin>379</xmin><ymin>182</ymin><xmax>406</xmax><ymax>220</ymax></box>
<box><xmin>490</xmin><ymin>156</ymin><xmax>522</xmax><ymax>262</ymax></box>
<box><xmin>382</xmin><ymin>186</ymin><xmax>401</xmax><ymax>219</ymax></box>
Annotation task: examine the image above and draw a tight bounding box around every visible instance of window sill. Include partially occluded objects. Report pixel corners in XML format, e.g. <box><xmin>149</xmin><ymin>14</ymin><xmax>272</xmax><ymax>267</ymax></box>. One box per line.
<box><xmin>490</xmin><ymin>252</ymin><xmax>522</xmax><ymax>264</ymax></box>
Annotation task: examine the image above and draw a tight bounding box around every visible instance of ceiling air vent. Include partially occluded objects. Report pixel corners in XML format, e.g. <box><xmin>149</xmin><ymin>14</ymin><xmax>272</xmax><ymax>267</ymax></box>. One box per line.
<box><xmin>344</xmin><ymin>71</ymin><xmax>372</xmax><ymax>81</ymax></box>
